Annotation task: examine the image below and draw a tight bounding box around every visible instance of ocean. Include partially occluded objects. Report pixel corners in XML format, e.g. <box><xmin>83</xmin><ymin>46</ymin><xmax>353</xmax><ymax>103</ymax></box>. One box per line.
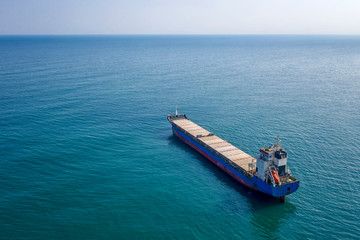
<box><xmin>0</xmin><ymin>35</ymin><xmax>359</xmax><ymax>239</ymax></box>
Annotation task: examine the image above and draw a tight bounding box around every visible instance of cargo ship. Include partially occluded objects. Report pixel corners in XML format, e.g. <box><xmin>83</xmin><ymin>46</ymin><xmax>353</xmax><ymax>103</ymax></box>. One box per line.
<box><xmin>168</xmin><ymin>110</ymin><xmax>299</xmax><ymax>201</ymax></box>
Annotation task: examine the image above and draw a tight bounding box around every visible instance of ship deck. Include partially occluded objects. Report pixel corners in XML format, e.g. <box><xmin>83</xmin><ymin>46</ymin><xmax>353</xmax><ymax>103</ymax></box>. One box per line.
<box><xmin>172</xmin><ymin>118</ymin><xmax>256</xmax><ymax>172</ymax></box>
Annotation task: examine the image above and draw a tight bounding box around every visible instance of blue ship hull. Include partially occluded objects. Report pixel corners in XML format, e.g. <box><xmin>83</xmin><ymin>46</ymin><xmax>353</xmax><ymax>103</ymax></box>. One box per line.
<box><xmin>170</xmin><ymin>122</ymin><xmax>299</xmax><ymax>198</ymax></box>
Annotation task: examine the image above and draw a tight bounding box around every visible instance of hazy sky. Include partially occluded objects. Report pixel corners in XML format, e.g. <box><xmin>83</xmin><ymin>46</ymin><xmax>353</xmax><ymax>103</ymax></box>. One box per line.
<box><xmin>0</xmin><ymin>0</ymin><xmax>359</xmax><ymax>35</ymax></box>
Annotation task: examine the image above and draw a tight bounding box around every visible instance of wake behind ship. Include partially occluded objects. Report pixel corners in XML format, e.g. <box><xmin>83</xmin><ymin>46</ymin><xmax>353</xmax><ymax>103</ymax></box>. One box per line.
<box><xmin>168</xmin><ymin>111</ymin><xmax>299</xmax><ymax>201</ymax></box>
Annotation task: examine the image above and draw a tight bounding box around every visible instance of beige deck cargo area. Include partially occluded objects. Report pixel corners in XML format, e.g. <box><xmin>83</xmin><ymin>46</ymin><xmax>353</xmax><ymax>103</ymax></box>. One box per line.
<box><xmin>172</xmin><ymin>119</ymin><xmax>256</xmax><ymax>171</ymax></box>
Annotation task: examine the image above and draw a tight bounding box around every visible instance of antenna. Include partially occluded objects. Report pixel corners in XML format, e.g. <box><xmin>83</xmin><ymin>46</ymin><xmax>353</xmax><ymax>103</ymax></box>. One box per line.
<box><xmin>175</xmin><ymin>106</ymin><xmax>178</xmax><ymax>115</ymax></box>
<box><xmin>275</xmin><ymin>136</ymin><xmax>281</xmax><ymax>146</ymax></box>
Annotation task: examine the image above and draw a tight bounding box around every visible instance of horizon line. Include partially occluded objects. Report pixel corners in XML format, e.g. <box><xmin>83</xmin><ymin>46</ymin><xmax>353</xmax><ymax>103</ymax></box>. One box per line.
<box><xmin>1</xmin><ymin>33</ymin><xmax>360</xmax><ymax>37</ymax></box>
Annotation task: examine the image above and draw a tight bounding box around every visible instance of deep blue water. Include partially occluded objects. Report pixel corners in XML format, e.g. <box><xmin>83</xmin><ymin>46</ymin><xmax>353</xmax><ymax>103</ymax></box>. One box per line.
<box><xmin>0</xmin><ymin>35</ymin><xmax>359</xmax><ymax>239</ymax></box>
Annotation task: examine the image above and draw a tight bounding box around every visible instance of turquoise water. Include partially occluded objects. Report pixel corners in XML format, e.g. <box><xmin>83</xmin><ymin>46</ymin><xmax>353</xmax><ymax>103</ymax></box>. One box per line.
<box><xmin>0</xmin><ymin>35</ymin><xmax>359</xmax><ymax>239</ymax></box>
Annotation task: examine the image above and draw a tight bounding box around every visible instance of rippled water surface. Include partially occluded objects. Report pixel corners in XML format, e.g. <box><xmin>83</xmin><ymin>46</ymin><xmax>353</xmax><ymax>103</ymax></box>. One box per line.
<box><xmin>0</xmin><ymin>35</ymin><xmax>359</xmax><ymax>239</ymax></box>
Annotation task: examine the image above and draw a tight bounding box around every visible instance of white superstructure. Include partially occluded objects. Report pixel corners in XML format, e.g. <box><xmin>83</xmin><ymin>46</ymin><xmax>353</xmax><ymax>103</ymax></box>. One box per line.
<box><xmin>255</xmin><ymin>137</ymin><xmax>289</xmax><ymax>186</ymax></box>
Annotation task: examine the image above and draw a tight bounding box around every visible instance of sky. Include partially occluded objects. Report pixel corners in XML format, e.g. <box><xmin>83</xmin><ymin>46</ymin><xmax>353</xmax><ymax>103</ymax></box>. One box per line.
<box><xmin>0</xmin><ymin>0</ymin><xmax>359</xmax><ymax>35</ymax></box>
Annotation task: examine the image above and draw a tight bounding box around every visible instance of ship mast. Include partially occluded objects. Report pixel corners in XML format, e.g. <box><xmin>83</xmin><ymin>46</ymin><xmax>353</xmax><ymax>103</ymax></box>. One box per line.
<box><xmin>275</xmin><ymin>136</ymin><xmax>281</xmax><ymax>147</ymax></box>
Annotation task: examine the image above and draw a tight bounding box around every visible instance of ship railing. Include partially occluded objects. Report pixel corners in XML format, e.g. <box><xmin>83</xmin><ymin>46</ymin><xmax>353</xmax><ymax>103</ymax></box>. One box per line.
<box><xmin>168</xmin><ymin>114</ymin><xmax>186</xmax><ymax>120</ymax></box>
<box><xmin>175</xmin><ymin>124</ymin><xmax>254</xmax><ymax>179</ymax></box>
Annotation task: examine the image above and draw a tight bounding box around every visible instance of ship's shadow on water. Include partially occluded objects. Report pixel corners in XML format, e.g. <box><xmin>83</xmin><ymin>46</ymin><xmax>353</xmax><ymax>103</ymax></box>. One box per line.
<box><xmin>167</xmin><ymin>134</ymin><xmax>297</xmax><ymax>237</ymax></box>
